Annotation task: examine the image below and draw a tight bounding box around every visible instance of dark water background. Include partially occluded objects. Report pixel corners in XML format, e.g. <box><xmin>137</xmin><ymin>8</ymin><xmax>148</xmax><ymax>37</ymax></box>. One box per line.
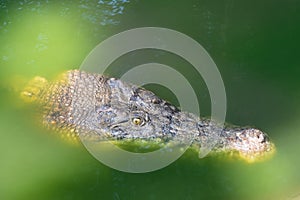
<box><xmin>0</xmin><ymin>0</ymin><xmax>300</xmax><ymax>199</ymax></box>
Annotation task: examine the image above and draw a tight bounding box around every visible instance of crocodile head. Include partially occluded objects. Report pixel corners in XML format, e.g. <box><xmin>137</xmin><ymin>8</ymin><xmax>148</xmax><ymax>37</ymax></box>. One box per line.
<box><xmin>95</xmin><ymin>77</ymin><xmax>197</xmax><ymax>142</ymax></box>
<box><xmin>21</xmin><ymin>70</ymin><xmax>275</xmax><ymax>161</ymax></box>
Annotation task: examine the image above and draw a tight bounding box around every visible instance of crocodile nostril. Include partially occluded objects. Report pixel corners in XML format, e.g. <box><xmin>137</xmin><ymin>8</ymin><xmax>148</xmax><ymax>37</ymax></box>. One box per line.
<box><xmin>261</xmin><ymin>134</ymin><xmax>270</xmax><ymax>143</ymax></box>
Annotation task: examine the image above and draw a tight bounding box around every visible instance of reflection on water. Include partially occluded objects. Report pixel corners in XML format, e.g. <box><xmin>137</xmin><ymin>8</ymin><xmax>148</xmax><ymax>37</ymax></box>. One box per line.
<box><xmin>0</xmin><ymin>0</ymin><xmax>130</xmax><ymax>80</ymax></box>
<box><xmin>1</xmin><ymin>0</ymin><xmax>300</xmax><ymax>199</ymax></box>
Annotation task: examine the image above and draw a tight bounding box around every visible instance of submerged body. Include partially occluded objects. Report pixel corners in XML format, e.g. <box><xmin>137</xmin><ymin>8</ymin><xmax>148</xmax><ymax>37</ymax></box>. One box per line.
<box><xmin>21</xmin><ymin>70</ymin><xmax>274</xmax><ymax>162</ymax></box>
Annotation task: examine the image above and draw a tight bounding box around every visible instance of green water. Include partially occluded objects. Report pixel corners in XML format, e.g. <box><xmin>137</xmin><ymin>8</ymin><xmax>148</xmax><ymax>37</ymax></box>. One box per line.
<box><xmin>1</xmin><ymin>1</ymin><xmax>300</xmax><ymax>199</ymax></box>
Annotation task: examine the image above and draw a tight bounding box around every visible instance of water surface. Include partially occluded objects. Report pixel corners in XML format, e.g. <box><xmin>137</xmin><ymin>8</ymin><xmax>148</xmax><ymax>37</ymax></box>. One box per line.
<box><xmin>1</xmin><ymin>1</ymin><xmax>300</xmax><ymax>199</ymax></box>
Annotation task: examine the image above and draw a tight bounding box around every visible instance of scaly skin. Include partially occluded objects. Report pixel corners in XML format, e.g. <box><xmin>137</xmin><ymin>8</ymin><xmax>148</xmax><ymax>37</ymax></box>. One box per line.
<box><xmin>21</xmin><ymin>70</ymin><xmax>275</xmax><ymax>162</ymax></box>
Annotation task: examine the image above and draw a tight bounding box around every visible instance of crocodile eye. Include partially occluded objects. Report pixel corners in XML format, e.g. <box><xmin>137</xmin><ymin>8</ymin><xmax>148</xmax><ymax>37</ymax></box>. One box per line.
<box><xmin>132</xmin><ymin>117</ymin><xmax>144</xmax><ymax>126</ymax></box>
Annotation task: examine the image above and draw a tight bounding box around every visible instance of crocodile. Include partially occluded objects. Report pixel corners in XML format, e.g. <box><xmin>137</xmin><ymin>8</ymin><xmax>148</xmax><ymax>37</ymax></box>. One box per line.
<box><xmin>21</xmin><ymin>70</ymin><xmax>275</xmax><ymax>162</ymax></box>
